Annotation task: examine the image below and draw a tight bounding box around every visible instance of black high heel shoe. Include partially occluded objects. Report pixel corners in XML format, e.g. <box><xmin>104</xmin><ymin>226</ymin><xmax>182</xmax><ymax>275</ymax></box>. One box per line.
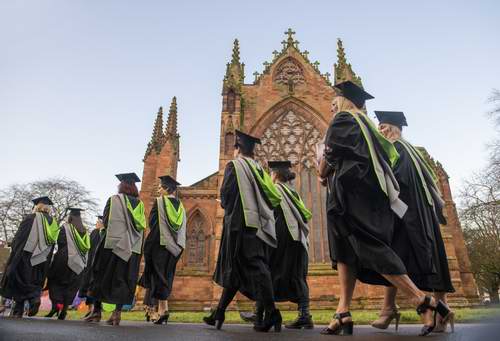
<box><xmin>320</xmin><ymin>312</ymin><xmax>353</xmax><ymax>336</ymax></box>
<box><xmin>57</xmin><ymin>310</ymin><xmax>67</xmax><ymax>320</ymax></box>
<box><xmin>416</xmin><ymin>295</ymin><xmax>437</xmax><ymax>336</ymax></box>
<box><xmin>435</xmin><ymin>301</ymin><xmax>455</xmax><ymax>333</ymax></box>
<box><xmin>44</xmin><ymin>308</ymin><xmax>59</xmax><ymax>318</ymax></box>
<box><xmin>253</xmin><ymin>309</ymin><xmax>282</xmax><ymax>333</ymax></box>
<box><xmin>203</xmin><ymin>308</ymin><xmax>225</xmax><ymax>330</ymax></box>
<box><xmin>154</xmin><ymin>312</ymin><xmax>170</xmax><ymax>325</ymax></box>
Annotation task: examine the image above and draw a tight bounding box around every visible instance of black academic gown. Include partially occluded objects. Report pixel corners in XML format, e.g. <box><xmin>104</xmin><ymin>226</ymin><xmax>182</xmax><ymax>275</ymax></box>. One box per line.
<box><xmin>391</xmin><ymin>141</ymin><xmax>454</xmax><ymax>293</ymax></box>
<box><xmin>325</xmin><ymin>112</ymin><xmax>407</xmax><ymax>286</ymax></box>
<box><xmin>78</xmin><ymin>229</ymin><xmax>101</xmax><ymax>300</ymax></box>
<box><xmin>0</xmin><ymin>213</ymin><xmax>54</xmax><ymax>302</ymax></box>
<box><xmin>270</xmin><ymin>187</ymin><xmax>309</xmax><ymax>303</ymax></box>
<box><xmin>46</xmin><ymin>228</ymin><xmax>86</xmax><ymax>306</ymax></box>
<box><xmin>213</xmin><ymin>161</ymin><xmax>274</xmax><ymax>303</ymax></box>
<box><xmin>89</xmin><ymin>195</ymin><xmax>142</xmax><ymax>305</ymax></box>
<box><xmin>140</xmin><ymin>197</ymin><xmax>182</xmax><ymax>301</ymax></box>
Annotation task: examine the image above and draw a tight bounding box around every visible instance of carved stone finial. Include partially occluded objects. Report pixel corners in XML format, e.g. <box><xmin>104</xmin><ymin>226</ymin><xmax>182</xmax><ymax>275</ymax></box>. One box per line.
<box><xmin>231</xmin><ymin>39</ymin><xmax>240</xmax><ymax>64</ymax></box>
<box><xmin>272</xmin><ymin>50</ymin><xmax>280</xmax><ymax>59</ymax></box>
<box><xmin>285</xmin><ymin>28</ymin><xmax>296</xmax><ymax>45</ymax></box>
<box><xmin>302</xmin><ymin>50</ymin><xmax>309</xmax><ymax>59</ymax></box>
<box><xmin>313</xmin><ymin>61</ymin><xmax>320</xmax><ymax>70</ymax></box>
<box><xmin>165</xmin><ymin>96</ymin><xmax>178</xmax><ymax>138</ymax></box>
<box><xmin>253</xmin><ymin>71</ymin><xmax>260</xmax><ymax>82</ymax></box>
<box><xmin>224</xmin><ymin>39</ymin><xmax>245</xmax><ymax>90</ymax></box>
<box><xmin>334</xmin><ymin>38</ymin><xmax>363</xmax><ymax>87</ymax></box>
<box><xmin>144</xmin><ymin>106</ymin><xmax>165</xmax><ymax>158</ymax></box>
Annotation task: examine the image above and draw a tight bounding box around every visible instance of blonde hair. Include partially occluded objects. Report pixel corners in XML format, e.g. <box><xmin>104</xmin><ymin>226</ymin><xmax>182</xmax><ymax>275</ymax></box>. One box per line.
<box><xmin>33</xmin><ymin>203</ymin><xmax>51</xmax><ymax>214</ymax></box>
<box><xmin>379</xmin><ymin>123</ymin><xmax>402</xmax><ymax>142</ymax></box>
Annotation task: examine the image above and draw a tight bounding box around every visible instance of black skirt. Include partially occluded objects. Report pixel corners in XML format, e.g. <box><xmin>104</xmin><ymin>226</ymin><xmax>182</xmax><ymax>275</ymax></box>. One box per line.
<box><xmin>270</xmin><ymin>208</ymin><xmax>309</xmax><ymax>303</ymax></box>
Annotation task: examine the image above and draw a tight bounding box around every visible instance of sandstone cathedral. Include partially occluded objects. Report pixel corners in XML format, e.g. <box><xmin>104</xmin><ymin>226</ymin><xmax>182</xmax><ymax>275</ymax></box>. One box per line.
<box><xmin>139</xmin><ymin>30</ymin><xmax>478</xmax><ymax>310</ymax></box>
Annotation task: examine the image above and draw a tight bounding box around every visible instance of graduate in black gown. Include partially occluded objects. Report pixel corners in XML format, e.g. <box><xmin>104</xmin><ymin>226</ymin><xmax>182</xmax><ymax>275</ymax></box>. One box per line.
<box><xmin>0</xmin><ymin>196</ymin><xmax>59</xmax><ymax>318</ymax></box>
<box><xmin>268</xmin><ymin>161</ymin><xmax>313</xmax><ymax>329</ymax></box>
<box><xmin>45</xmin><ymin>207</ymin><xmax>90</xmax><ymax>320</ymax></box>
<box><xmin>140</xmin><ymin>175</ymin><xmax>186</xmax><ymax>325</ymax></box>
<box><xmin>78</xmin><ymin>215</ymin><xmax>104</xmax><ymax>318</ymax></box>
<box><xmin>86</xmin><ymin>173</ymin><xmax>146</xmax><ymax>326</ymax></box>
<box><xmin>204</xmin><ymin>130</ymin><xmax>282</xmax><ymax>332</ymax></box>
<box><xmin>318</xmin><ymin>81</ymin><xmax>453</xmax><ymax>336</ymax></box>
<box><xmin>371</xmin><ymin>111</ymin><xmax>455</xmax><ymax>333</ymax></box>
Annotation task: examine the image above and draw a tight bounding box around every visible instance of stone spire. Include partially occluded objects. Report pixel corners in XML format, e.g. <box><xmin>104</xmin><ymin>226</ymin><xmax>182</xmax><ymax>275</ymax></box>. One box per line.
<box><xmin>334</xmin><ymin>39</ymin><xmax>363</xmax><ymax>87</ymax></box>
<box><xmin>165</xmin><ymin>96</ymin><xmax>178</xmax><ymax>138</ymax></box>
<box><xmin>224</xmin><ymin>39</ymin><xmax>245</xmax><ymax>91</ymax></box>
<box><xmin>144</xmin><ymin>106</ymin><xmax>165</xmax><ymax>158</ymax></box>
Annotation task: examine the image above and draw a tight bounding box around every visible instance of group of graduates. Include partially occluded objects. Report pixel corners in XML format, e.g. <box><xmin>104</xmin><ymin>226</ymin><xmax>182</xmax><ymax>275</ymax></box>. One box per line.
<box><xmin>0</xmin><ymin>79</ymin><xmax>456</xmax><ymax>336</ymax></box>
<box><xmin>0</xmin><ymin>172</ymin><xmax>186</xmax><ymax>327</ymax></box>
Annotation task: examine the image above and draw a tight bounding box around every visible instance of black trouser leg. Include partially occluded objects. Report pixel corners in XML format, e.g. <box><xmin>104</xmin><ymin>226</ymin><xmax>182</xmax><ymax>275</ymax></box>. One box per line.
<box><xmin>298</xmin><ymin>298</ymin><xmax>310</xmax><ymax>317</ymax></box>
<box><xmin>93</xmin><ymin>300</ymin><xmax>102</xmax><ymax>312</ymax></box>
<box><xmin>115</xmin><ymin>304</ymin><xmax>123</xmax><ymax>312</ymax></box>
<box><xmin>217</xmin><ymin>287</ymin><xmax>238</xmax><ymax>312</ymax></box>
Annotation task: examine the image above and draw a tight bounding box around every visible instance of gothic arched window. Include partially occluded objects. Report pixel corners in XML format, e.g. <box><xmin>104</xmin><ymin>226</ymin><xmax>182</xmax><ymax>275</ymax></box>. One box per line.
<box><xmin>254</xmin><ymin>106</ymin><xmax>328</xmax><ymax>264</ymax></box>
<box><xmin>185</xmin><ymin>211</ymin><xmax>207</xmax><ymax>268</ymax></box>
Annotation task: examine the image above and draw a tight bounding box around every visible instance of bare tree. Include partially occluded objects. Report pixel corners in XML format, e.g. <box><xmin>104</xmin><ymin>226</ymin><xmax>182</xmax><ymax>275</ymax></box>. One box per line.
<box><xmin>461</xmin><ymin>170</ymin><xmax>500</xmax><ymax>303</ymax></box>
<box><xmin>461</xmin><ymin>89</ymin><xmax>500</xmax><ymax>304</ymax></box>
<box><xmin>0</xmin><ymin>177</ymin><xmax>99</xmax><ymax>243</ymax></box>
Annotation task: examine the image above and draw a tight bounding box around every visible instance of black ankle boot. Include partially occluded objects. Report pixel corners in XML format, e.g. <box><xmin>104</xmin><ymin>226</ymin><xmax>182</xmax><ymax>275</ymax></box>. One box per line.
<box><xmin>27</xmin><ymin>297</ymin><xmax>41</xmax><ymax>316</ymax></box>
<box><xmin>285</xmin><ymin>312</ymin><xmax>314</xmax><ymax>329</ymax></box>
<box><xmin>44</xmin><ymin>308</ymin><xmax>59</xmax><ymax>318</ymax></box>
<box><xmin>203</xmin><ymin>308</ymin><xmax>225</xmax><ymax>329</ymax></box>
<box><xmin>254</xmin><ymin>303</ymin><xmax>264</xmax><ymax>327</ymax></box>
<box><xmin>254</xmin><ymin>309</ymin><xmax>282</xmax><ymax>333</ymax></box>
<box><xmin>57</xmin><ymin>310</ymin><xmax>67</xmax><ymax>320</ymax></box>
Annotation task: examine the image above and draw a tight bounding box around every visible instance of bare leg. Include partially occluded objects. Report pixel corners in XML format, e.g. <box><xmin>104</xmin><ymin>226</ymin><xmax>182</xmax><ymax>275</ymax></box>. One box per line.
<box><xmin>382</xmin><ymin>286</ymin><xmax>398</xmax><ymax>311</ymax></box>
<box><xmin>382</xmin><ymin>274</ymin><xmax>433</xmax><ymax>325</ymax></box>
<box><xmin>328</xmin><ymin>262</ymin><xmax>356</xmax><ymax>328</ymax></box>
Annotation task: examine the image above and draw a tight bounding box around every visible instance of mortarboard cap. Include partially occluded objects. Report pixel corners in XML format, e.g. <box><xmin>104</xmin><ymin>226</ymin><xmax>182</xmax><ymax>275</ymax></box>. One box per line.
<box><xmin>32</xmin><ymin>196</ymin><xmax>53</xmax><ymax>206</ymax></box>
<box><xmin>374</xmin><ymin>111</ymin><xmax>408</xmax><ymax>129</ymax></box>
<box><xmin>235</xmin><ymin>130</ymin><xmax>261</xmax><ymax>151</ymax></box>
<box><xmin>159</xmin><ymin>175</ymin><xmax>181</xmax><ymax>191</ymax></box>
<box><xmin>334</xmin><ymin>80</ymin><xmax>374</xmax><ymax>108</ymax></box>
<box><xmin>67</xmin><ymin>207</ymin><xmax>84</xmax><ymax>216</ymax></box>
<box><xmin>268</xmin><ymin>160</ymin><xmax>292</xmax><ymax>170</ymax></box>
<box><xmin>115</xmin><ymin>173</ymin><xmax>141</xmax><ymax>184</ymax></box>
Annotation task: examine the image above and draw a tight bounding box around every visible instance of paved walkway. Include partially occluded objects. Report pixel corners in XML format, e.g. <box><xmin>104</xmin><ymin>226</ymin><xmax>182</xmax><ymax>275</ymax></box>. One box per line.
<box><xmin>1</xmin><ymin>317</ymin><xmax>499</xmax><ymax>341</ymax></box>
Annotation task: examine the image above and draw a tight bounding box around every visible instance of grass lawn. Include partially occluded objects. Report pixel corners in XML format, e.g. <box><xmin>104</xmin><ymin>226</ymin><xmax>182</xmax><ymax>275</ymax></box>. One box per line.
<box><xmin>44</xmin><ymin>307</ymin><xmax>500</xmax><ymax>325</ymax></box>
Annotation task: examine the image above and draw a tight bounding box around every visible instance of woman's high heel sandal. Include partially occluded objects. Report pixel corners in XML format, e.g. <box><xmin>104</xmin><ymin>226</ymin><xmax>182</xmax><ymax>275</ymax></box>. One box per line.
<box><xmin>371</xmin><ymin>309</ymin><xmax>401</xmax><ymax>331</ymax></box>
<box><xmin>434</xmin><ymin>301</ymin><xmax>455</xmax><ymax>333</ymax></box>
<box><xmin>106</xmin><ymin>310</ymin><xmax>121</xmax><ymax>326</ymax></box>
<box><xmin>320</xmin><ymin>312</ymin><xmax>354</xmax><ymax>336</ymax></box>
<box><xmin>84</xmin><ymin>310</ymin><xmax>102</xmax><ymax>323</ymax></box>
<box><xmin>203</xmin><ymin>308</ymin><xmax>225</xmax><ymax>330</ymax></box>
<box><xmin>154</xmin><ymin>312</ymin><xmax>170</xmax><ymax>325</ymax></box>
<box><xmin>416</xmin><ymin>295</ymin><xmax>437</xmax><ymax>336</ymax></box>
<box><xmin>253</xmin><ymin>309</ymin><xmax>282</xmax><ymax>333</ymax></box>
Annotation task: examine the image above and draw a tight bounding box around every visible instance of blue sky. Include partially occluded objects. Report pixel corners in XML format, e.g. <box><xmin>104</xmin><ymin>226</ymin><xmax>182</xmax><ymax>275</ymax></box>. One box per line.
<box><xmin>1</xmin><ymin>0</ymin><xmax>499</xmax><ymax>209</ymax></box>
